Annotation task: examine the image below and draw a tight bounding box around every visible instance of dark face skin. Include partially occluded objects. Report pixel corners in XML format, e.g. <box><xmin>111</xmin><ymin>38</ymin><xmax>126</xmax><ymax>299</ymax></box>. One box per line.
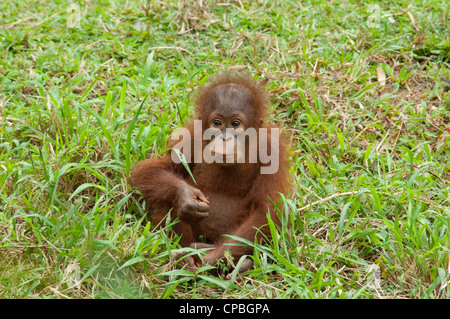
<box><xmin>202</xmin><ymin>83</ymin><xmax>256</xmax><ymax>131</ymax></box>
<box><xmin>201</xmin><ymin>83</ymin><xmax>256</xmax><ymax>163</ymax></box>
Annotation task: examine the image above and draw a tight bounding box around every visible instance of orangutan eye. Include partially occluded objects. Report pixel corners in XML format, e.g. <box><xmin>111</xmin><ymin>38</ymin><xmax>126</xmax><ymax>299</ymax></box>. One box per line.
<box><xmin>213</xmin><ymin>120</ymin><xmax>222</xmax><ymax>127</ymax></box>
<box><xmin>231</xmin><ymin>120</ymin><xmax>240</xmax><ymax>127</ymax></box>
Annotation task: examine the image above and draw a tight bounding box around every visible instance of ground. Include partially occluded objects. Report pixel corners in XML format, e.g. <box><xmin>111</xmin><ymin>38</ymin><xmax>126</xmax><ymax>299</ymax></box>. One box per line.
<box><xmin>0</xmin><ymin>0</ymin><xmax>449</xmax><ymax>298</ymax></box>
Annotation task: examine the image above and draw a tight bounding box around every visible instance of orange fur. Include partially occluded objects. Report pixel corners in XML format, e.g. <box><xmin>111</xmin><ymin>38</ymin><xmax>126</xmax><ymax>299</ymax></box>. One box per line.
<box><xmin>130</xmin><ymin>72</ymin><xmax>291</xmax><ymax>270</ymax></box>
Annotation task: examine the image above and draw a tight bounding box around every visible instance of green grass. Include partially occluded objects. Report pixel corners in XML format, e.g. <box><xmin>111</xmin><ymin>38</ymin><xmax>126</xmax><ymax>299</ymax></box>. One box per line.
<box><xmin>1</xmin><ymin>0</ymin><xmax>449</xmax><ymax>299</ymax></box>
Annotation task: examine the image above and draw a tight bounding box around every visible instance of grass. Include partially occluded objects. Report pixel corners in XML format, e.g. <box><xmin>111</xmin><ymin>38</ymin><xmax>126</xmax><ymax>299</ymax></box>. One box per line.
<box><xmin>0</xmin><ymin>0</ymin><xmax>449</xmax><ymax>299</ymax></box>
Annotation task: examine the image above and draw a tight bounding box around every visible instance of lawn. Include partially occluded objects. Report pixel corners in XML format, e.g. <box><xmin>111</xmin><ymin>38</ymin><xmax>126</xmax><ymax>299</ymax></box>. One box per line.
<box><xmin>0</xmin><ymin>0</ymin><xmax>449</xmax><ymax>299</ymax></box>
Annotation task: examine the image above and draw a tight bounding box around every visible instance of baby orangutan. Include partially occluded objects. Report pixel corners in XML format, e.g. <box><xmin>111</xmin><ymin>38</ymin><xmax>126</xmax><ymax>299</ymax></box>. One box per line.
<box><xmin>130</xmin><ymin>72</ymin><xmax>291</xmax><ymax>274</ymax></box>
